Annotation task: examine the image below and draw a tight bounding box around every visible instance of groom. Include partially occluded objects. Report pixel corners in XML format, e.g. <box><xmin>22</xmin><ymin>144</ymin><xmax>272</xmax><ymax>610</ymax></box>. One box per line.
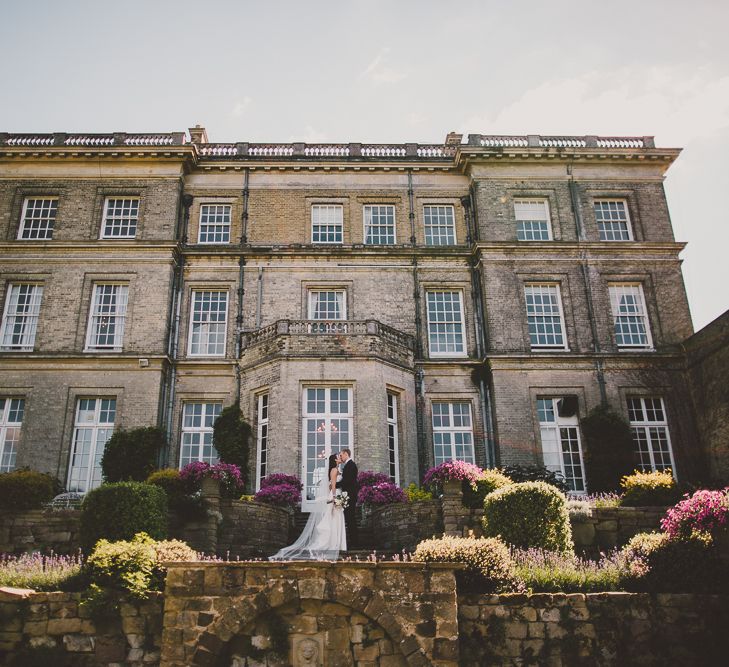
<box><xmin>336</xmin><ymin>448</ymin><xmax>359</xmax><ymax>549</ymax></box>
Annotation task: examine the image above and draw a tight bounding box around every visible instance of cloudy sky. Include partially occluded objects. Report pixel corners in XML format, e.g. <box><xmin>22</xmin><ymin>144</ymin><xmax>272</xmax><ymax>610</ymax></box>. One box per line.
<box><xmin>2</xmin><ymin>0</ymin><xmax>727</xmax><ymax>329</ymax></box>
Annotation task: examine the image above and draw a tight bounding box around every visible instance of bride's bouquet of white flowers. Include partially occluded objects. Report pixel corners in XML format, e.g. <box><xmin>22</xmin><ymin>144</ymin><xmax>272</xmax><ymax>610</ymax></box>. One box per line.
<box><xmin>333</xmin><ymin>491</ymin><xmax>349</xmax><ymax>510</ymax></box>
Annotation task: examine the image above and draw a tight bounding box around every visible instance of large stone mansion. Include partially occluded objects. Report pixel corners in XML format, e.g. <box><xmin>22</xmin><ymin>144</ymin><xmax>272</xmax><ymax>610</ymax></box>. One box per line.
<box><xmin>0</xmin><ymin>127</ymin><xmax>721</xmax><ymax>505</ymax></box>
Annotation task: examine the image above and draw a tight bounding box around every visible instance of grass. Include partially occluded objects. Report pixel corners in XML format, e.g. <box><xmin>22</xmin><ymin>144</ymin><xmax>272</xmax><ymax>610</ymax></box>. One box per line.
<box><xmin>0</xmin><ymin>551</ymin><xmax>84</xmax><ymax>591</ymax></box>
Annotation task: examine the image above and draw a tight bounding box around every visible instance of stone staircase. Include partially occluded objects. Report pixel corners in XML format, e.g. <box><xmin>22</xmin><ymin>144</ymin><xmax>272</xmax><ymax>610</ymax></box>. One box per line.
<box><xmin>291</xmin><ymin>511</ymin><xmax>381</xmax><ymax>557</ymax></box>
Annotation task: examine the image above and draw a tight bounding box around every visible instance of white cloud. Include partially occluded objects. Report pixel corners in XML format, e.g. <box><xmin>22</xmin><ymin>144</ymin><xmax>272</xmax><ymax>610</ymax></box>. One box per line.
<box><xmin>231</xmin><ymin>97</ymin><xmax>252</xmax><ymax>117</ymax></box>
<box><xmin>361</xmin><ymin>47</ymin><xmax>407</xmax><ymax>85</ymax></box>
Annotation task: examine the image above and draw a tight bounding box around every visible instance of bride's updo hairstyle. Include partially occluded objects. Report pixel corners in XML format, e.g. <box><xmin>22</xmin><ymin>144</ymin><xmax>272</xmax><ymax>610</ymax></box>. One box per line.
<box><xmin>328</xmin><ymin>454</ymin><xmax>338</xmax><ymax>472</ymax></box>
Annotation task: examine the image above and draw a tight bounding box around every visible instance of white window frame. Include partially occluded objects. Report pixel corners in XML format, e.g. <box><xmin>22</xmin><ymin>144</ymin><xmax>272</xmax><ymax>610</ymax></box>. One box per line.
<box><xmin>431</xmin><ymin>401</ymin><xmax>475</xmax><ymax>466</ymax></box>
<box><xmin>179</xmin><ymin>402</ymin><xmax>222</xmax><ymax>467</ymax></box>
<box><xmin>311</xmin><ymin>204</ymin><xmax>344</xmax><ymax>244</ymax></box>
<box><xmin>423</xmin><ymin>204</ymin><xmax>456</xmax><ymax>246</ymax></box>
<box><xmin>426</xmin><ymin>289</ymin><xmax>467</xmax><ymax>358</ymax></box>
<box><xmin>100</xmin><ymin>197</ymin><xmax>139</xmax><ymax>239</ymax></box>
<box><xmin>308</xmin><ymin>289</ymin><xmax>347</xmax><ymax>321</ymax></box>
<box><xmin>84</xmin><ymin>283</ymin><xmax>129</xmax><ymax>352</ymax></box>
<box><xmin>1</xmin><ymin>283</ymin><xmax>44</xmax><ymax>351</ymax></box>
<box><xmin>187</xmin><ymin>290</ymin><xmax>229</xmax><ymax>357</ymax></box>
<box><xmin>0</xmin><ymin>398</ymin><xmax>25</xmax><ymax>473</ymax></box>
<box><xmin>301</xmin><ymin>386</ymin><xmax>353</xmax><ymax>510</ymax></box>
<box><xmin>609</xmin><ymin>283</ymin><xmax>653</xmax><ymax>349</ymax></box>
<box><xmin>627</xmin><ymin>397</ymin><xmax>676</xmax><ymax>475</ymax></box>
<box><xmin>537</xmin><ymin>397</ymin><xmax>586</xmax><ymax>493</ymax></box>
<box><xmin>17</xmin><ymin>197</ymin><xmax>58</xmax><ymax>240</ymax></box>
<box><xmin>363</xmin><ymin>204</ymin><xmax>396</xmax><ymax>245</ymax></box>
<box><xmin>67</xmin><ymin>397</ymin><xmax>116</xmax><ymax>493</ymax></box>
<box><xmin>524</xmin><ymin>283</ymin><xmax>568</xmax><ymax>350</ymax></box>
<box><xmin>198</xmin><ymin>203</ymin><xmax>232</xmax><ymax>244</ymax></box>
<box><xmin>387</xmin><ymin>391</ymin><xmax>400</xmax><ymax>485</ymax></box>
<box><xmin>514</xmin><ymin>198</ymin><xmax>552</xmax><ymax>241</ymax></box>
<box><xmin>594</xmin><ymin>199</ymin><xmax>633</xmax><ymax>241</ymax></box>
<box><xmin>255</xmin><ymin>393</ymin><xmax>269</xmax><ymax>491</ymax></box>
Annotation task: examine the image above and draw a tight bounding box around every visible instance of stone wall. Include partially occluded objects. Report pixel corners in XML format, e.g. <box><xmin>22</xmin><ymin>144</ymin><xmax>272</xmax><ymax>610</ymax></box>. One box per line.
<box><xmin>217</xmin><ymin>499</ymin><xmax>292</xmax><ymax>558</ymax></box>
<box><xmin>369</xmin><ymin>500</ymin><xmax>442</xmax><ymax>550</ymax></box>
<box><xmin>0</xmin><ymin>509</ymin><xmax>80</xmax><ymax>554</ymax></box>
<box><xmin>571</xmin><ymin>506</ymin><xmax>666</xmax><ymax>553</ymax></box>
<box><xmin>458</xmin><ymin>592</ymin><xmax>729</xmax><ymax>666</ymax></box>
<box><xmin>0</xmin><ymin>588</ymin><xmax>162</xmax><ymax>666</ymax></box>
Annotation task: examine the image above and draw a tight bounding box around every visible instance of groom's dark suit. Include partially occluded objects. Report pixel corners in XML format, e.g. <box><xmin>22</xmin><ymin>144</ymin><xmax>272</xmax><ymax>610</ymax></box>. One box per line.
<box><xmin>336</xmin><ymin>458</ymin><xmax>359</xmax><ymax>549</ymax></box>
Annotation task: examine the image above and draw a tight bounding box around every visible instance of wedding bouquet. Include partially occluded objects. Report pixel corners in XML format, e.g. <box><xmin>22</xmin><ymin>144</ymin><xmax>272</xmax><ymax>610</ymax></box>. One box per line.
<box><xmin>333</xmin><ymin>491</ymin><xmax>349</xmax><ymax>510</ymax></box>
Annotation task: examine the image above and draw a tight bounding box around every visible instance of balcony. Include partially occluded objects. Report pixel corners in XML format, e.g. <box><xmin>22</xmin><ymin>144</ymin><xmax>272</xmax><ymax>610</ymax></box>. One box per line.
<box><xmin>240</xmin><ymin>320</ymin><xmax>415</xmax><ymax>368</ymax></box>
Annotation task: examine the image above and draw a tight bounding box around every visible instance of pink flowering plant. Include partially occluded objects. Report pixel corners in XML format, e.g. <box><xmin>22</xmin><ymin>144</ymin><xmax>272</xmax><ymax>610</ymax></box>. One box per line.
<box><xmin>260</xmin><ymin>473</ymin><xmax>303</xmax><ymax>491</ymax></box>
<box><xmin>358</xmin><ymin>471</ymin><xmax>391</xmax><ymax>488</ymax></box>
<box><xmin>179</xmin><ymin>462</ymin><xmax>245</xmax><ymax>497</ymax></box>
<box><xmin>423</xmin><ymin>460</ymin><xmax>485</xmax><ymax>492</ymax></box>
<box><xmin>358</xmin><ymin>481</ymin><xmax>407</xmax><ymax>506</ymax></box>
<box><xmin>660</xmin><ymin>488</ymin><xmax>729</xmax><ymax>539</ymax></box>
<box><xmin>254</xmin><ymin>483</ymin><xmax>301</xmax><ymax>508</ymax></box>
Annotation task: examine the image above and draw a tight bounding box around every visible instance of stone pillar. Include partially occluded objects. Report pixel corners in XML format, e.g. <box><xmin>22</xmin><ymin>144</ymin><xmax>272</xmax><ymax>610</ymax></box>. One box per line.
<box><xmin>441</xmin><ymin>479</ymin><xmax>463</xmax><ymax>536</ymax></box>
<box><xmin>200</xmin><ymin>477</ymin><xmax>221</xmax><ymax>556</ymax></box>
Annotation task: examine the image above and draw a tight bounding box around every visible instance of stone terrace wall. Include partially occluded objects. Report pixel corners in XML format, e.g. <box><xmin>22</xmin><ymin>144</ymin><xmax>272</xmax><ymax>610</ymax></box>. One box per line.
<box><xmin>370</xmin><ymin>500</ymin><xmax>442</xmax><ymax>550</ymax></box>
<box><xmin>217</xmin><ymin>499</ymin><xmax>291</xmax><ymax>558</ymax></box>
<box><xmin>0</xmin><ymin>588</ymin><xmax>162</xmax><ymax>666</ymax></box>
<box><xmin>0</xmin><ymin>510</ymin><xmax>81</xmax><ymax>554</ymax></box>
<box><xmin>459</xmin><ymin>592</ymin><xmax>729</xmax><ymax>666</ymax></box>
<box><xmin>571</xmin><ymin>507</ymin><xmax>666</xmax><ymax>553</ymax></box>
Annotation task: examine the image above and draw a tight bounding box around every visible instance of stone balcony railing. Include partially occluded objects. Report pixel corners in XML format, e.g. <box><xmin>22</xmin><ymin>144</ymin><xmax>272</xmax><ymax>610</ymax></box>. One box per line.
<box><xmin>240</xmin><ymin>319</ymin><xmax>415</xmax><ymax>368</ymax></box>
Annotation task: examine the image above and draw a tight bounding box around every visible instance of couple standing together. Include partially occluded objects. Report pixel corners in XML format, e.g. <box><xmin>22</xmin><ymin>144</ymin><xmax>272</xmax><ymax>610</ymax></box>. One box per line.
<box><xmin>270</xmin><ymin>448</ymin><xmax>359</xmax><ymax>560</ymax></box>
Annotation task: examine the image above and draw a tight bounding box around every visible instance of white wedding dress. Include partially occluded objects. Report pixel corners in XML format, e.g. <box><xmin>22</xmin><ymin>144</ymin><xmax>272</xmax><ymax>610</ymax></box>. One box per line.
<box><xmin>269</xmin><ymin>473</ymin><xmax>347</xmax><ymax>560</ymax></box>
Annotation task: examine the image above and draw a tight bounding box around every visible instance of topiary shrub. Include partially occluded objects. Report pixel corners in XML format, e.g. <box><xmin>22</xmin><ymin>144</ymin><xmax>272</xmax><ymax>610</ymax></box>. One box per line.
<box><xmin>213</xmin><ymin>404</ymin><xmax>252</xmax><ymax>472</ymax></box>
<box><xmin>101</xmin><ymin>427</ymin><xmax>166</xmax><ymax>483</ymax></box>
<box><xmin>581</xmin><ymin>405</ymin><xmax>635</xmax><ymax>493</ymax></box>
<box><xmin>80</xmin><ymin>482</ymin><xmax>168</xmax><ymax>551</ymax></box>
<box><xmin>0</xmin><ymin>469</ymin><xmax>59</xmax><ymax>510</ymax></box>
<box><xmin>482</xmin><ymin>481</ymin><xmax>574</xmax><ymax>553</ymax></box>
<box><xmin>621</xmin><ymin>469</ymin><xmax>681</xmax><ymax>507</ymax></box>
<box><xmin>146</xmin><ymin>468</ymin><xmax>204</xmax><ymax>519</ymax></box>
<box><xmin>413</xmin><ymin>535</ymin><xmax>517</xmax><ymax>593</ymax></box>
<box><xmin>462</xmin><ymin>469</ymin><xmax>513</xmax><ymax>509</ymax></box>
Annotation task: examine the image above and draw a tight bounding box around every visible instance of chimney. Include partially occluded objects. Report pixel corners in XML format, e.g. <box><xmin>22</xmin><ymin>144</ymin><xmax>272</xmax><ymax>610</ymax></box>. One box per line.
<box><xmin>188</xmin><ymin>124</ymin><xmax>209</xmax><ymax>145</ymax></box>
<box><xmin>445</xmin><ymin>132</ymin><xmax>463</xmax><ymax>146</ymax></box>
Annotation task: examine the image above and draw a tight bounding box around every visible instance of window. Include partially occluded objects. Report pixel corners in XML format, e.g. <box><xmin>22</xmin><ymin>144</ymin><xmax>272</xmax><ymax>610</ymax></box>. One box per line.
<box><xmin>1</xmin><ymin>284</ymin><xmax>43</xmax><ymax>351</ymax></box>
<box><xmin>537</xmin><ymin>398</ymin><xmax>586</xmax><ymax>493</ymax></box>
<box><xmin>198</xmin><ymin>204</ymin><xmax>231</xmax><ymax>244</ymax></box>
<box><xmin>364</xmin><ymin>205</ymin><xmax>395</xmax><ymax>245</ymax></box>
<box><xmin>255</xmin><ymin>393</ymin><xmax>269</xmax><ymax>491</ymax></box>
<box><xmin>302</xmin><ymin>387</ymin><xmax>352</xmax><ymax>507</ymax></box>
<box><xmin>312</xmin><ymin>205</ymin><xmax>343</xmax><ymax>244</ymax></box>
<box><xmin>594</xmin><ymin>200</ymin><xmax>632</xmax><ymax>241</ymax></box>
<box><xmin>387</xmin><ymin>392</ymin><xmax>400</xmax><ymax>484</ymax></box>
<box><xmin>432</xmin><ymin>401</ymin><xmax>474</xmax><ymax>466</ymax></box>
<box><xmin>515</xmin><ymin>199</ymin><xmax>551</xmax><ymax>241</ymax></box>
<box><xmin>308</xmin><ymin>290</ymin><xmax>345</xmax><ymax>320</ymax></box>
<box><xmin>609</xmin><ymin>284</ymin><xmax>652</xmax><ymax>348</ymax></box>
<box><xmin>18</xmin><ymin>198</ymin><xmax>57</xmax><ymax>240</ymax></box>
<box><xmin>68</xmin><ymin>398</ymin><xmax>116</xmax><ymax>493</ymax></box>
<box><xmin>628</xmin><ymin>397</ymin><xmax>675</xmax><ymax>473</ymax></box>
<box><xmin>188</xmin><ymin>290</ymin><xmax>228</xmax><ymax>356</ymax></box>
<box><xmin>424</xmin><ymin>205</ymin><xmax>456</xmax><ymax>245</ymax></box>
<box><xmin>101</xmin><ymin>198</ymin><xmax>139</xmax><ymax>238</ymax></box>
<box><xmin>180</xmin><ymin>402</ymin><xmax>222</xmax><ymax>467</ymax></box>
<box><xmin>0</xmin><ymin>398</ymin><xmax>24</xmax><ymax>473</ymax></box>
<box><xmin>85</xmin><ymin>284</ymin><xmax>128</xmax><ymax>351</ymax></box>
<box><xmin>426</xmin><ymin>290</ymin><xmax>466</xmax><ymax>357</ymax></box>
<box><xmin>524</xmin><ymin>284</ymin><xmax>567</xmax><ymax>349</ymax></box>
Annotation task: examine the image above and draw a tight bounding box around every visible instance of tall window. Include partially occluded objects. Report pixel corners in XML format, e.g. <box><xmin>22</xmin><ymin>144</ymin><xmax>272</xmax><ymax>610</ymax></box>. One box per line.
<box><xmin>432</xmin><ymin>401</ymin><xmax>474</xmax><ymax>466</ymax></box>
<box><xmin>68</xmin><ymin>398</ymin><xmax>116</xmax><ymax>493</ymax></box>
<box><xmin>198</xmin><ymin>204</ymin><xmax>231</xmax><ymax>244</ymax></box>
<box><xmin>312</xmin><ymin>205</ymin><xmax>343</xmax><ymax>244</ymax></box>
<box><xmin>101</xmin><ymin>198</ymin><xmax>139</xmax><ymax>239</ymax></box>
<box><xmin>627</xmin><ymin>397</ymin><xmax>675</xmax><ymax>474</ymax></box>
<box><xmin>188</xmin><ymin>290</ymin><xmax>228</xmax><ymax>356</ymax></box>
<box><xmin>85</xmin><ymin>284</ymin><xmax>128</xmax><ymax>351</ymax></box>
<box><xmin>302</xmin><ymin>387</ymin><xmax>352</xmax><ymax>506</ymax></box>
<box><xmin>256</xmin><ymin>393</ymin><xmax>269</xmax><ymax>490</ymax></box>
<box><xmin>0</xmin><ymin>398</ymin><xmax>25</xmax><ymax>473</ymax></box>
<box><xmin>609</xmin><ymin>284</ymin><xmax>652</xmax><ymax>349</ymax></box>
<box><xmin>180</xmin><ymin>402</ymin><xmax>222</xmax><ymax>467</ymax></box>
<box><xmin>1</xmin><ymin>284</ymin><xmax>43</xmax><ymax>351</ymax></box>
<box><xmin>594</xmin><ymin>200</ymin><xmax>632</xmax><ymax>241</ymax></box>
<box><xmin>426</xmin><ymin>290</ymin><xmax>466</xmax><ymax>357</ymax></box>
<box><xmin>524</xmin><ymin>284</ymin><xmax>567</xmax><ymax>349</ymax></box>
<box><xmin>424</xmin><ymin>205</ymin><xmax>456</xmax><ymax>246</ymax></box>
<box><xmin>537</xmin><ymin>397</ymin><xmax>586</xmax><ymax>493</ymax></box>
<box><xmin>18</xmin><ymin>197</ymin><xmax>58</xmax><ymax>240</ymax></box>
<box><xmin>364</xmin><ymin>205</ymin><xmax>395</xmax><ymax>244</ymax></box>
<box><xmin>515</xmin><ymin>199</ymin><xmax>551</xmax><ymax>241</ymax></box>
<box><xmin>308</xmin><ymin>290</ymin><xmax>345</xmax><ymax>320</ymax></box>
<box><xmin>387</xmin><ymin>392</ymin><xmax>400</xmax><ymax>484</ymax></box>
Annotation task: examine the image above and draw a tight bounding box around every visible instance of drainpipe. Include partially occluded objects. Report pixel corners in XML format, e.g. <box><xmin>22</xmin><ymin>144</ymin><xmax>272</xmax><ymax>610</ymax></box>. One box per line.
<box><xmin>235</xmin><ymin>257</ymin><xmax>246</xmax><ymax>404</ymax></box>
<box><xmin>256</xmin><ymin>267</ymin><xmax>263</xmax><ymax>328</ymax></box>
<box><xmin>408</xmin><ymin>170</ymin><xmax>416</xmax><ymax>245</ymax></box>
<box><xmin>241</xmin><ymin>168</ymin><xmax>250</xmax><ymax>244</ymax></box>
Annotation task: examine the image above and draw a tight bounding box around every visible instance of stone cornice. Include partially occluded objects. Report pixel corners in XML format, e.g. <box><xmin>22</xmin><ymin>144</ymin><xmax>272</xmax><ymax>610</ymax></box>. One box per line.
<box><xmin>473</xmin><ymin>241</ymin><xmax>687</xmax><ymax>259</ymax></box>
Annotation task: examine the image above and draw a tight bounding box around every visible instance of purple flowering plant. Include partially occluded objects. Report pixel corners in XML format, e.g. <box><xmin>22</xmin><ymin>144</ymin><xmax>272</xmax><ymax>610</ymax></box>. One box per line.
<box><xmin>358</xmin><ymin>482</ymin><xmax>408</xmax><ymax>506</ymax></box>
<box><xmin>660</xmin><ymin>488</ymin><xmax>729</xmax><ymax>539</ymax></box>
<box><xmin>357</xmin><ymin>471</ymin><xmax>391</xmax><ymax>488</ymax></box>
<box><xmin>423</xmin><ymin>461</ymin><xmax>485</xmax><ymax>492</ymax></box>
<box><xmin>254</xmin><ymin>483</ymin><xmax>301</xmax><ymax>508</ymax></box>
<box><xmin>260</xmin><ymin>473</ymin><xmax>303</xmax><ymax>491</ymax></box>
<box><xmin>179</xmin><ymin>462</ymin><xmax>245</xmax><ymax>497</ymax></box>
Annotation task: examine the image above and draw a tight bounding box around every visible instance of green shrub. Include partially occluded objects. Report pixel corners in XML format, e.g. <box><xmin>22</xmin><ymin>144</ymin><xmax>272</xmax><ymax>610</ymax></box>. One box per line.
<box><xmin>147</xmin><ymin>468</ymin><xmax>204</xmax><ymax>518</ymax></box>
<box><xmin>101</xmin><ymin>427</ymin><xmax>166</xmax><ymax>483</ymax></box>
<box><xmin>405</xmin><ymin>483</ymin><xmax>433</xmax><ymax>502</ymax></box>
<box><xmin>500</xmin><ymin>464</ymin><xmax>569</xmax><ymax>493</ymax></box>
<box><xmin>213</xmin><ymin>404</ymin><xmax>252</xmax><ymax>471</ymax></box>
<box><xmin>482</xmin><ymin>481</ymin><xmax>574</xmax><ymax>553</ymax></box>
<box><xmin>413</xmin><ymin>535</ymin><xmax>517</xmax><ymax>593</ymax></box>
<box><xmin>621</xmin><ymin>469</ymin><xmax>681</xmax><ymax>507</ymax></box>
<box><xmin>581</xmin><ymin>405</ymin><xmax>635</xmax><ymax>493</ymax></box>
<box><xmin>0</xmin><ymin>469</ymin><xmax>59</xmax><ymax>510</ymax></box>
<box><xmin>80</xmin><ymin>482</ymin><xmax>168</xmax><ymax>551</ymax></box>
<box><xmin>462</xmin><ymin>469</ymin><xmax>512</xmax><ymax>509</ymax></box>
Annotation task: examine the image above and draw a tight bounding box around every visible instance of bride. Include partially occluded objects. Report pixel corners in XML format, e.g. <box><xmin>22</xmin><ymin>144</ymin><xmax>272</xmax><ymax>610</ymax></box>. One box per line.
<box><xmin>269</xmin><ymin>454</ymin><xmax>347</xmax><ymax>560</ymax></box>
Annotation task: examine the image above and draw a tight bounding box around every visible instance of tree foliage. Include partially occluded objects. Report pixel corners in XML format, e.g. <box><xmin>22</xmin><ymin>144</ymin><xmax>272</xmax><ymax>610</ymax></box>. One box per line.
<box><xmin>581</xmin><ymin>405</ymin><xmax>635</xmax><ymax>493</ymax></box>
<box><xmin>212</xmin><ymin>404</ymin><xmax>252</xmax><ymax>472</ymax></box>
<box><xmin>101</xmin><ymin>427</ymin><xmax>166</xmax><ymax>483</ymax></box>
